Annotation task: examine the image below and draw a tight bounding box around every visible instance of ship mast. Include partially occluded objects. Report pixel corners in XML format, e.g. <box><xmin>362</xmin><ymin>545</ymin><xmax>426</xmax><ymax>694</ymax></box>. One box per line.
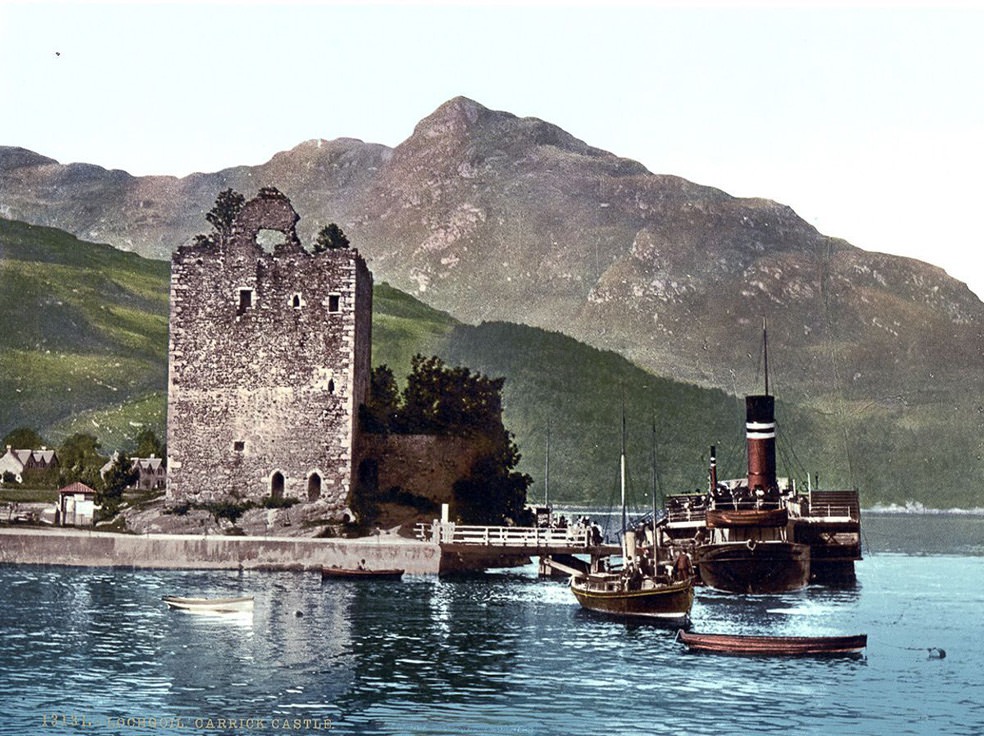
<box><xmin>620</xmin><ymin>406</ymin><xmax>628</xmax><ymax>561</ymax></box>
<box><xmin>651</xmin><ymin>415</ymin><xmax>658</xmax><ymax>534</ymax></box>
<box><xmin>544</xmin><ymin>420</ymin><xmax>550</xmax><ymax>509</ymax></box>
<box><xmin>651</xmin><ymin>414</ymin><xmax>662</xmax><ymax>558</ymax></box>
<box><xmin>762</xmin><ymin>317</ymin><xmax>770</xmax><ymax>396</ymax></box>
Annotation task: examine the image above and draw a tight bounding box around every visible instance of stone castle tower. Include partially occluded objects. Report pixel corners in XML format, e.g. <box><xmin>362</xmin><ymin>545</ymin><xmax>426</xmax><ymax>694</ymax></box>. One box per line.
<box><xmin>165</xmin><ymin>189</ymin><xmax>372</xmax><ymax>518</ymax></box>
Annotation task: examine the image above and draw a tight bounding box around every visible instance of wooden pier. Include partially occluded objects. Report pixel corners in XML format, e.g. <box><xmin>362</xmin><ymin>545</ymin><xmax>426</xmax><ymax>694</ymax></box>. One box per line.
<box><xmin>414</xmin><ymin>521</ymin><xmax>620</xmax><ymax>573</ymax></box>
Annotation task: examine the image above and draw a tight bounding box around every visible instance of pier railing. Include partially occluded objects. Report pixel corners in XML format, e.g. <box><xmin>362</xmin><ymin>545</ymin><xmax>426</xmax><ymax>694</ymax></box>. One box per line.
<box><xmin>415</xmin><ymin>522</ymin><xmax>589</xmax><ymax>549</ymax></box>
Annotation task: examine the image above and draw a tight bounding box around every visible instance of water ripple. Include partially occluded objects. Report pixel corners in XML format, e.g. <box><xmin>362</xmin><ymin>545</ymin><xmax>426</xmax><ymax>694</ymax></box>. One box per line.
<box><xmin>1</xmin><ymin>555</ymin><xmax>982</xmax><ymax>735</ymax></box>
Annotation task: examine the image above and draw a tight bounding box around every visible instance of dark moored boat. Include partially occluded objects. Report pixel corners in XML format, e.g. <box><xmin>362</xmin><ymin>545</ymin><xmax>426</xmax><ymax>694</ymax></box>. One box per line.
<box><xmin>571</xmin><ymin>573</ymin><xmax>693</xmax><ymax>623</ymax></box>
<box><xmin>677</xmin><ymin>629</ymin><xmax>867</xmax><ymax>656</ymax></box>
<box><xmin>321</xmin><ymin>566</ymin><xmax>404</xmax><ymax>580</ymax></box>
<box><xmin>697</xmin><ymin>538</ymin><xmax>810</xmax><ymax>595</ymax></box>
<box><xmin>694</xmin><ymin>391</ymin><xmax>811</xmax><ymax>594</ymax></box>
<box><xmin>663</xmin><ymin>324</ymin><xmax>862</xmax><ymax>592</ymax></box>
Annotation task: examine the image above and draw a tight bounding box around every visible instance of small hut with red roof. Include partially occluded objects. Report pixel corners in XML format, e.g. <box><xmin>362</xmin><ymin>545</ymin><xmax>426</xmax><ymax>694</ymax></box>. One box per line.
<box><xmin>58</xmin><ymin>482</ymin><xmax>98</xmax><ymax>527</ymax></box>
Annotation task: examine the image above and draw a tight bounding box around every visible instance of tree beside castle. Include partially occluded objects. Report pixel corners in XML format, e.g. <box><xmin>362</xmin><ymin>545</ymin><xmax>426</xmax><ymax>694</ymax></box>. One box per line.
<box><xmin>361</xmin><ymin>355</ymin><xmax>532</xmax><ymax>527</ymax></box>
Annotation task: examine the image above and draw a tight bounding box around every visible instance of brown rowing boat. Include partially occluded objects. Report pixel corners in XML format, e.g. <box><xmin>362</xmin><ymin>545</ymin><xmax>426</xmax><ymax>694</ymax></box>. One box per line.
<box><xmin>321</xmin><ymin>566</ymin><xmax>404</xmax><ymax>580</ymax></box>
<box><xmin>677</xmin><ymin>629</ymin><xmax>867</xmax><ymax>656</ymax></box>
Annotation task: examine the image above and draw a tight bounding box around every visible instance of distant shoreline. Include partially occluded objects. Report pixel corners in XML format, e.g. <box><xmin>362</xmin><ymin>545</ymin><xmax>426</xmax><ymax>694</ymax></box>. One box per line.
<box><xmin>554</xmin><ymin>503</ymin><xmax>984</xmax><ymax>517</ymax></box>
<box><xmin>863</xmin><ymin>505</ymin><xmax>984</xmax><ymax>516</ymax></box>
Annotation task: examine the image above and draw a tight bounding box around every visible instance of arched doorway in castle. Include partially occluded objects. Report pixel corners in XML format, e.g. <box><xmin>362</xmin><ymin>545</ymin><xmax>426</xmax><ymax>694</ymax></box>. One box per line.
<box><xmin>307</xmin><ymin>472</ymin><xmax>322</xmax><ymax>502</ymax></box>
<box><xmin>271</xmin><ymin>471</ymin><xmax>285</xmax><ymax>501</ymax></box>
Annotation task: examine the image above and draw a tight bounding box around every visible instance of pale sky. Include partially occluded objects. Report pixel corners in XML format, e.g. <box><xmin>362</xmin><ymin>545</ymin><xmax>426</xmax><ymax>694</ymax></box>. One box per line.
<box><xmin>2</xmin><ymin>1</ymin><xmax>982</xmax><ymax>299</ymax></box>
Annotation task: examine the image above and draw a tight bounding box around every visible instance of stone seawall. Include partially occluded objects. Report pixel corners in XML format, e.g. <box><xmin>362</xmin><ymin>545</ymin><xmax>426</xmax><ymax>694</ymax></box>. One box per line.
<box><xmin>0</xmin><ymin>528</ymin><xmax>443</xmax><ymax>575</ymax></box>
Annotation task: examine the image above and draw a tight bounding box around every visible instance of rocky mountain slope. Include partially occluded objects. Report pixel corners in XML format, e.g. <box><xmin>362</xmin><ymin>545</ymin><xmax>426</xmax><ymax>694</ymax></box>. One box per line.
<box><xmin>2</xmin><ymin>97</ymin><xmax>981</xmax><ymax>503</ymax></box>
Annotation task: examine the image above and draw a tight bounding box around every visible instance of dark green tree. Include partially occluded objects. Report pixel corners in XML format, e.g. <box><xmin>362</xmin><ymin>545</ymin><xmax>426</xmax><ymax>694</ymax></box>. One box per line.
<box><xmin>98</xmin><ymin>451</ymin><xmax>138</xmax><ymax>518</ymax></box>
<box><xmin>361</xmin><ymin>355</ymin><xmax>532</xmax><ymax>525</ymax></box>
<box><xmin>360</xmin><ymin>365</ymin><xmax>401</xmax><ymax>433</ymax></box>
<box><xmin>2</xmin><ymin>427</ymin><xmax>45</xmax><ymax>449</ymax></box>
<box><xmin>133</xmin><ymin>429</ymin><xmax>165</xmax><ymax>459</ymax></box>
<box><xmin>194</xmin><ymin>188</ymin><xmax>246</xmax><ymax>247</ymax></box>
<box><xmin>206</xmin><ymin>188</ymin><xmax>246</xmax><ymax>237</ymax></box>
<box><xmin>313</xmin><ymin>223</ymin><xmax>350</xmax><ymax>252</ymax></box>
<box><xmin>398</xmin><ymin>354</ymin><xmax>504</xmax><ymax>435</ymax></box>
<box><xmin>58</xmin><ymin>433</ymin><xmax>106</xmax><ymax>487</ymax></box>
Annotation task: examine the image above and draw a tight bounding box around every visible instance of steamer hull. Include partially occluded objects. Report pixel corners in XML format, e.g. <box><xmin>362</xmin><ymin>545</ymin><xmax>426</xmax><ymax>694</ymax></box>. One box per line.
<box><xmin>697</xmin><ymin>541</ymin><xmax>810</xmax><ymax>594</ymax></box>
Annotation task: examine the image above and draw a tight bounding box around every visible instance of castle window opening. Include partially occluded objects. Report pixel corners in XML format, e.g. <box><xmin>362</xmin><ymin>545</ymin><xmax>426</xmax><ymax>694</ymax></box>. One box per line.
<box><xmin>328</xmin><ymin>379</ymin><xmax>335</xmax><ymax>394</ymax></box>
<box><xmin>328</xmin><ymin>293</ymin><xmax>341</xmax><ymax>313</ymax></box>
<box><xmin>307</xmin><ymin>473</ymin><xmax>322</xmax><ymax>502</ymax></box>
<box><xmin>233</xmin><ymin>441</ymin><xmax>245</xmax><ymax>452</ymax></box>
<box><xmin>256</xmin><ymin>229</ymin><xmax>286</xmax><ymax>253</ymax></box>
<box><xmin>271</xmin><ymin>471</ymin><xmax>285</xmax><ymax>500</ymax></box>
<box><xmin>238</xmin><ymin>288</ymin><xmax>254</xmax><ymax>315</ymax></box>
<box><xmin>291</xmin><ymin>293</ymin><xmax>303</xmax><ymax>309</ymax></box>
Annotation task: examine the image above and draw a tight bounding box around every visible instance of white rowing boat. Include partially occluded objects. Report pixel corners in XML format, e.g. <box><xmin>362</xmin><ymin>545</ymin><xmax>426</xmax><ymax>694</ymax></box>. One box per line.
<box><xmin>162</xmin><ymin>595</ymin><xmax>254</xmax><ymax>613</ymax></box>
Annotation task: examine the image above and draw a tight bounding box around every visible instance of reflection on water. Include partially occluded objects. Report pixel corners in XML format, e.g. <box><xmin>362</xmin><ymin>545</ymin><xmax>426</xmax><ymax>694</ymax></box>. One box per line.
<box><xmin>1</xmin><ymin>543</ymin><xmax>983</xmax><ymax>735</ymax></box>
<box><xmin>692</xmin><ymin>583</ymin><xmax>863</xmax><ymax>637</ymax></box>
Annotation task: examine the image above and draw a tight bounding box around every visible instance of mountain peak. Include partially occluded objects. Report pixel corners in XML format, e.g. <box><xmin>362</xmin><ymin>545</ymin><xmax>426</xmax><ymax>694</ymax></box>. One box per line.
<box><xmin>403</xmin><ymin>97</ymin><xmax>634</xmax><ymax>173</ymax></box>
<box><xmin>412</xmin><ymin>96</ymin><xmax>497</xmax><ymax>140</ymax></box>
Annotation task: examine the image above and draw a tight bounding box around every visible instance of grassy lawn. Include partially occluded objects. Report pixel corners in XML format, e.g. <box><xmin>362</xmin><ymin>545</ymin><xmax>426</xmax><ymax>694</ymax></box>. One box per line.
<box><xmin>0</xmin><ymin>488</ymin><xmax>59</xmax><ymax>503</ymax></box>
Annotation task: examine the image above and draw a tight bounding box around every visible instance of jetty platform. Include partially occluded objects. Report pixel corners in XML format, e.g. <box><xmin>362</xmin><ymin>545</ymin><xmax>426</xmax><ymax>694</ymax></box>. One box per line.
<box><xmin>0</xmin><ymin>523</ymin><xmax>616</xmax><ymax>575</ymax></box>
<box><xmin>0</xmin><ymin>527</ymin><xmax>443</xmax><ymax>574</ymax></box>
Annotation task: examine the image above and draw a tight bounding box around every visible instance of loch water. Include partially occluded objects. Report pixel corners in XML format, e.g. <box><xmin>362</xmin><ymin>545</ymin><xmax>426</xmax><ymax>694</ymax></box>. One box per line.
<box><xmin>0</xmin><ymin>514</ymin><xmax>982</xmax><ymax>736</ymax></box>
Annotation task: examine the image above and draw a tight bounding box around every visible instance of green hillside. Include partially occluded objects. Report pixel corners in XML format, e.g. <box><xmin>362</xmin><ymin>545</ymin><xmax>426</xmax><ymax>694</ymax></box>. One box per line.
<box><xmin>1</xmin><ymin>217</ymin><xmax>964</xmax><ymax>508</ymax></box>
<box><xmin>370</xmin><ymin>281</ymin><xmax>459</xmax><ymax>375</ymax></box>
<box><xmin>0</xmin><ymin>219</ymin><xmax>169</xmax><ymax>447</ymax></box>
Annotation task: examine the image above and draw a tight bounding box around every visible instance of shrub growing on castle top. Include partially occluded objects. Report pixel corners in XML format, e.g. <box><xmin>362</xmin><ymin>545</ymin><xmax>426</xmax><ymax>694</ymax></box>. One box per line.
<box><xmin>193</xmin><ymin>188</ymin><xmax>246</xmax><ymax>248</ymax></box>
<box><xmin>313</xmin><ymin>223</ymin><xmax>350</xmax><ymax>252</ymax></box>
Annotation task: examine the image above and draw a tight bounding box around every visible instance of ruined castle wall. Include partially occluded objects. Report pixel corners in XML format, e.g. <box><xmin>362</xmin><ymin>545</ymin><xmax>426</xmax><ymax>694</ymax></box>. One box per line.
<box><xmin>166</xmin><ymin>192</ymin><xmax>372</xmax><ymax>518</ymax></box>
<box><xmin>351</xmin><ymin>253</ymin><xmax>373</xmax><ymax>462</ymax></box>
<box><xmin>359</xmin><ymin>434</ymin><xmax>486</xmax><ymax>506</ymax></box>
